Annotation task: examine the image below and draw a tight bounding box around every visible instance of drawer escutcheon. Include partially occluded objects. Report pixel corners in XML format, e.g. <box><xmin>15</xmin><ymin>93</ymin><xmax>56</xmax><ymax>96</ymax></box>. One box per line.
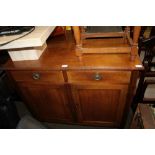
<box><xmin>32</xmin><ymin>73</ymin><xmax>40</xmax><ymax>80</ymax></box>
<box><xmin>94</xmin><ymin>73</ymin><xmax>102</xmax><ymax>81</ymax></box>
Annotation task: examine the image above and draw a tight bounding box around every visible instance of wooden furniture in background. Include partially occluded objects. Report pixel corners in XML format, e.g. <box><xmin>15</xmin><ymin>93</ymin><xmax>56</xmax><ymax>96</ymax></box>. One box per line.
<box><xmin>3</xmin><ymin>30</ymin><xmax>143</xmax><ymax>128</ymax></box>
<box><xmin>72</xmin><ymin>26</ymin><xmax>141</xmax><ymax>61</ymax></box>
<box><xmin>132</xmin><ymin>29</ymin><xmax>155</xmax><ymax>112</ymax></box>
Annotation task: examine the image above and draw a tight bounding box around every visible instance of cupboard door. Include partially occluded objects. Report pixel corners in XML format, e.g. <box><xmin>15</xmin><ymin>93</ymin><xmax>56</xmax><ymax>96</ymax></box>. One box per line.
<box><xmin>71</xmin><ymin>84</ymin><xmax>128</xmax><ymax>127</ymax></box>
<box><xmin>17</xmin><ymin>83</ymin><xmax>73</xmax><ymax>123</ymax></box>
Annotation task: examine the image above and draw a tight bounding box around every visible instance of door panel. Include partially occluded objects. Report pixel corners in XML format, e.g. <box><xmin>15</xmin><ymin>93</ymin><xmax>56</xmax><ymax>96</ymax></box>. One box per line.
<box><xmin>18</xmin><ymin>83</ymin><xmax>73</xmax><ymax>123</ymax></box>
<box><xmin>71</xmin><ymin>84</ymin><xmax>128</xmax><ymax>127</ymax></box>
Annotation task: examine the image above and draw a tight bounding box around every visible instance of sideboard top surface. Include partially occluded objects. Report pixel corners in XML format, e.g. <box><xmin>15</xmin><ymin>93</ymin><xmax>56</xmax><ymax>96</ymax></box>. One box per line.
<box><xmin>2</xmin><ymin>31</ymin><xmax>143</xmax><ymax>71</ymax></box>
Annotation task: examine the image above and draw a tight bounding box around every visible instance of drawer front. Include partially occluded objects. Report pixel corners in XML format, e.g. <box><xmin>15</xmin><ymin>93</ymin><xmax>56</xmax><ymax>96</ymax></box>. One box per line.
<box><xmin>10</xmin><ymin>71</ymin><xmax>64</xmax><ymax>83</ymax></box>
<box><xmin>67</xmin><ymin>71</ymin><xmax>131</xmax><ymax>84</ymax></box>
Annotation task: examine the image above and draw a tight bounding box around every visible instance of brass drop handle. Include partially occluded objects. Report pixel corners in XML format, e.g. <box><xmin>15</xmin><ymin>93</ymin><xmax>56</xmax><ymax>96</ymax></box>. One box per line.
<box><xmin>32</xmin><ymin>73</ymin><xmax>40</xmax><ymax>80</ymax></box>
<box><xmin>94</xmin><ymin>73</ymin><xmax>102</xmax><ymax>81</ymax></box>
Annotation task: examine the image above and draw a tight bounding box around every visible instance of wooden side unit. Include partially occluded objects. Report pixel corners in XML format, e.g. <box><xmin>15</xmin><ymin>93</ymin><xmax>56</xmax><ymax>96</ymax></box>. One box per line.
<box><xmin>9</xmin><ymin>69</ymin><xmax>131</xmax><ymax>127</ymax></box>
<box><xmin>3</xmin><ymin>30</ymin><xmax>143</xmax><ymax>128</ymax></box>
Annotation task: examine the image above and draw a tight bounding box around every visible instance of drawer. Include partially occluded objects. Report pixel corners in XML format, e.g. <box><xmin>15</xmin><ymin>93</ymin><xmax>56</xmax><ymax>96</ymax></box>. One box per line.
<box><xmin>67</xmin><ymin>71</ymin><xmax>131</xmax><ymax>84</ymax></box>
<box><xmin>10</xmin><ymin>71</ymin><xmax>64</xmax><ymax>83</ymax></box>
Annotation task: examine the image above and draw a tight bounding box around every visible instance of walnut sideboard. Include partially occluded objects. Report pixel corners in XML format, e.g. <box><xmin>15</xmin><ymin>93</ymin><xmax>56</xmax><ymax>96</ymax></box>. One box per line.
<box><xmin>3</xmin><ymin>32</ymin><xmax>143</xmax><ymax>128</ymax></box>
